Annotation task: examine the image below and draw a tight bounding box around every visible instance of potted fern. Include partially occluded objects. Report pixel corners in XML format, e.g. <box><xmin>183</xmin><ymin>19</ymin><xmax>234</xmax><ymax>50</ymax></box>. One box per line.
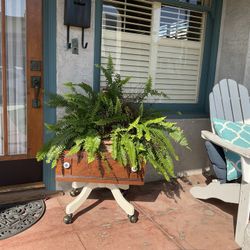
<box><xmin>37</xmin><ymin>57</ymin><xmax>189</xmax><ymax>189</ymax></box>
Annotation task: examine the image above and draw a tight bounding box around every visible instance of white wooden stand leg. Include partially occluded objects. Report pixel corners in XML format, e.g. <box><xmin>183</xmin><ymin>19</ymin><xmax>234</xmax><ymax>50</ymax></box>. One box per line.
<box><xmin>118</xmin><ymin>184</ymin><xmax>129</xmax><ymax>190</ymax></box>
<box><xmin>109</xmin><ymin>184</ymin><xmax>134</xmax><ymax>216</ymax></box>
<box><xmin>66</xmin><ymin>183</ymin><xmax>94</xmax><ymax>215</ymax></box>
<box><xmin>235</xmin><ymin>182</ymin><xmax>250</xmax><ymax>247</ymax></box>
<box><xmin>64</xmin><ymin>183</ymin><xmax>136</xmax><ymax>223</ymax></box>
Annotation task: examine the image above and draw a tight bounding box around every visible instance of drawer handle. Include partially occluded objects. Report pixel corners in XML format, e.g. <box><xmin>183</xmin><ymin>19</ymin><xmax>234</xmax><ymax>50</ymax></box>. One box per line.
<box><xmin>131</xmin><ymin>166</ymin><xmax>137</xmax><ymax>173</ymax></box>
<box><xmin>63</xmin><ymin>162</ymin><xmax>71</xmax><ymax>169</ymax></box>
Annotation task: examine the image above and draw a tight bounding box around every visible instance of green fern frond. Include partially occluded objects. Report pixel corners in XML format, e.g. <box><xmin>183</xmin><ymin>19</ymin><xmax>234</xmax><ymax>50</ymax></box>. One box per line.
<box><xmin>67</xmin><ymin>138</ymin><xmax>85</xmax><ymax>156</ymax></box>
<box><xmin>36</xmin><ymin>140</ymin><xmax>53</xmax><ymax>161</ymax></box>
<box><xmin>46</xmin><ymin>93</ymin><xmax>68</xmax><ymax>108</ymax></box>
<box><xmin>84</xmin><ymin>135</ymin><xmax>101</xmax><ymax>163</ymax></box>
<box><xmin>76</xmin><ymin>82</ymin><xmax>94</xmax><ymax>96</ymax></box>
<box><xmin>121</xmin><ymin>135</ymin><xmax>136</xmax><ymax>168</ymax></box>
<box><xmin>111</xmin><ymin>133</ymin><xmax>118</xmax><ymax>160</ymax></box>
<box><xmin>169</xmin><ymin>126</ymin><xmax>189</xmax><ymax>148</ymax></box>
<box><xmin>150</xmin><ymin>127</ymin><xmax>179</xmax><ymax>160</ymax></box>
<box><xmin>114</xmin><ymin>97</ymin><xmax>122</xmax><ymax>114</ymax></box>
<box><xmin>146</xmin><ymin>146</ymin><xmax>170</xmax><ymax>181</ymax></box>
<box><xmin>100</xmin><ymin>55</ymin><xmax>114</xmax><ymax>87</ymax></box>
<box><xmin>127</xmin><ymin>116</ymin><xmax>140</xmax><ymax>131</ymax></box>
<box><xmin>144</xmin><ymin>117</ymin><xmax>166</xmax><ymax>126</ymax></box>
<box><xmin>119</xmin><ymin>144</ymin><xmax>128</xmax><ymax>166</ymax></box>
<box><xmin>119</xmin><ymin>76</ymin><xmax>131</xmax><ymax>87</ymax></box>
<box><xmin>64</xmin><ymin>82</ymin><xmax>77</xmax><ymax>93</ymax></box>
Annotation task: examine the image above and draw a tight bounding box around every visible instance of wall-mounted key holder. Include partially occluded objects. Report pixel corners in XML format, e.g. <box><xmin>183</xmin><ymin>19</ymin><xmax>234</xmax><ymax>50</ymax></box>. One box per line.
<box><xmin>64</xmin><ymin>0</ymin><xmax>91</xmax><ymax>51</ymax></box>
<box><xmin>71</xmin><ymin>38</ymin><xmax>78</xmax><ymax>54</ymax></box>
<box><xmin>31</xmin><ymin>76</ymin><xmax>41</xmax><ymax>108</ymax></box>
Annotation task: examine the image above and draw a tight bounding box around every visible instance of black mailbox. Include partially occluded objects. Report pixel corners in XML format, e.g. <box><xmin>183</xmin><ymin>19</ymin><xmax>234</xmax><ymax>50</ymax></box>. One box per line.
<box><xmin>64</xmin><ymin>0</ymin><xmax>91</xmax><ymax>28</ymax></box>
<box><xmin>64</xmin><ymin>0</ymin><xmax>91</xmax><ymax>49</ymax></box>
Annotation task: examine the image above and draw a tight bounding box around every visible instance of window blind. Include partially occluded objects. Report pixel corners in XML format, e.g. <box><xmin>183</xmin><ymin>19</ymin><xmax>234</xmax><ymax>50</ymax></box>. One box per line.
<box><xmin>101</xmin><ymin>0</ymin><xmax>206</xmax><ymax>104</ymax></box>
<box><xmin>101</xmin><ymin>0</ymin><xmax>152</xmax><ymax>98</ymax></box>
<box><xmin>154</xmin><ymin>4</ymin><xmax>205</xmax><ymax>103</ymax></box>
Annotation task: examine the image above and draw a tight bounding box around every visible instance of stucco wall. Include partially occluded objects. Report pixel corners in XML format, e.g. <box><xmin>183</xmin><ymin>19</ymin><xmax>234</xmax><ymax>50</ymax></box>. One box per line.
<box><xmin>55</xmin><ymin>1</ymin><xmax>210</xmax><ymax>190</ymax></box>
<box><xmin>56</xmin><ymin>0</ymin><xmax>96</xmax><ymax>190</ymax></box>
<box><xmin>56</xmin><ymin>0</ymin><xmax>95</xmax><ymax>94</ymax></box>
<box><xmin>244</xmin><ymin>26</ymin><xmax>250</xmax><ymax>90</ymax></box>
<box><xmin>216</xmin><ymin>0</ymin><xmax>250</xmax><ymax>91</ymax></box>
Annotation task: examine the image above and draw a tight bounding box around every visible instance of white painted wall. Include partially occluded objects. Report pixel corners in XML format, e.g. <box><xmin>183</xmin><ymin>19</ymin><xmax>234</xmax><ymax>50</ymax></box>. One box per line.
<box><xmin>55</xmin><ymin>0</ymin><xmax>210</xmax><ymax>190</ymax></box>
<box><xmin>56</xmin><ymin>0</ymin><xmax>95</xmax><ymax>94</ymax></box>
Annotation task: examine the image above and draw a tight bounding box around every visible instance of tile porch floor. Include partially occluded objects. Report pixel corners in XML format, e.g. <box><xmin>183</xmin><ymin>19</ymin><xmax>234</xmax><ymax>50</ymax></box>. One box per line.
<box><xmin>0</xmin><ymin>175</ymin><xmax>240</xmax><ymax>250</ymax></box>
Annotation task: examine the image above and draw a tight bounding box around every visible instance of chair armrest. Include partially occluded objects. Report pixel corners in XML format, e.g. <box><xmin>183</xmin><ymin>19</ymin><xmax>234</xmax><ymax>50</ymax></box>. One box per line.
<box><xmin>201</xmin><ymin>130</ymin><xmax>250</xmax><ymax>159</ymax></box>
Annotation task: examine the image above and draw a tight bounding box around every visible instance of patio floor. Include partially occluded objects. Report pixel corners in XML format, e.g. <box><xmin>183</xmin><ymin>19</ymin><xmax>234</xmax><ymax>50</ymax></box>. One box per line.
<box><xmin>0</xmin><ymin>175</ymin><xmax>240</xmax><ymax>250</ymax></box>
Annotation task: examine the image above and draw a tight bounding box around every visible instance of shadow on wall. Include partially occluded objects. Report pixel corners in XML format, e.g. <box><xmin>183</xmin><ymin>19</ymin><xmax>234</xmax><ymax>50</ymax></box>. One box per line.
<box><xmin>145</xmin><ymin>118</ymin><xmax>211</xmax><ymax>183</ymax></box>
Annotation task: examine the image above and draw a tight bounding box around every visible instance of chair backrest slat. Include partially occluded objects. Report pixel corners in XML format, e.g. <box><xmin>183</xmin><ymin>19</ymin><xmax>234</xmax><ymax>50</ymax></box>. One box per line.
<box><xmin>238</xmin><ymin>84</ymin><xmax>250</xmax><ymax>124</ymax></box>
<box><xmin>212</xmin><ymin>84</ymin><xmax>225</xmax><ymax>119</ymax></box>
<box><xmin>210</xmin><ymin>79</ymin><xmax>250</xmax><ymax>129</ymax></box>
<box><xmin>209</xmin><ymin>93</ymin><xmax>217</xmax><ymax>133</ymax></box>
<box><xmin>219</xmin><ymin>79</ymin><xmax>234</xmax><ymax>121</ymax></box>
<box><xmin>227</xmin><ymin>79</ymin><xmax>244</xmax><ymax>122</ymax></box>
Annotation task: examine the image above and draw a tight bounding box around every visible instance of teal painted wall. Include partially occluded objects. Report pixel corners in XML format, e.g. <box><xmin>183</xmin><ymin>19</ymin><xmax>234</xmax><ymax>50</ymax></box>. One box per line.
<box><xmin>93</xmin><ymin>0</ymin><xmax>103</xmax><ymax>92</ymax></box>
<box><xmin>43</xmin><ymin>0</ymin><xmax>57</xmax><ymax>190</ymax></box>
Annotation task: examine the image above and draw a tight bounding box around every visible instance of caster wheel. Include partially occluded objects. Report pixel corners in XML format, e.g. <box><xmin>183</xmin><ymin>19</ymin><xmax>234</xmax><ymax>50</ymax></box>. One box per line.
<box><xmin>120</xmin><ymin>189</ymin><xmax>129</xmax><ymax>197</ymax></box>
<box><xmin>64</xmin><ymin>214</ymin><xmax>73</xmax><ymax>224</ymax></box>
<box><xmin>128</xmin><ymin>214</ymin><xmax>138</xmax><ymax>223</ymax></box>
<box><xmin>70</xmin><ymin>188</ymin><xmax>81</xmax><ymax>197</ymax></box>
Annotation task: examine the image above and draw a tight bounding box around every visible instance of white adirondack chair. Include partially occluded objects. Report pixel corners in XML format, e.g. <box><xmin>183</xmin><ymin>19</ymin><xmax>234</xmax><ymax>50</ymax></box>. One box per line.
<box><xmin>190</xmin><ymin>79</ymin><xmax>250</xmax><ymax>247</ymax></box>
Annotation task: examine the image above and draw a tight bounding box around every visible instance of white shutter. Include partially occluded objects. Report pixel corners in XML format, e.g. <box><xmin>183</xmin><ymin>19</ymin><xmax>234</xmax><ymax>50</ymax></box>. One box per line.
<box><xmin>101</xmin><ymin>0</ymin><xmax>152</xmax><ymax>98</ymax></box>
<box><xmin>153</xmin><ymin>5</ymin><xmax>205</xmax><ymax>103</ymax></box>
<box><xmin>101</xmin><ymin>1</ymin><xmax>206</xmax><ymax>104</ymax></box>
<box><xmin>101</xmin><ymin>30</ymin><xmax>151</xmax><ymax>96</ymax></box>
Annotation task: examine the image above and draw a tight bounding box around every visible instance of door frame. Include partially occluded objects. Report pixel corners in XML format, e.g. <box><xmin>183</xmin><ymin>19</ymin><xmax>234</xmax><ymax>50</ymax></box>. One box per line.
<box><xmin>43</xmin><ymin>0</ymin><xmax>57</xmax><ymax>190</ymax></box>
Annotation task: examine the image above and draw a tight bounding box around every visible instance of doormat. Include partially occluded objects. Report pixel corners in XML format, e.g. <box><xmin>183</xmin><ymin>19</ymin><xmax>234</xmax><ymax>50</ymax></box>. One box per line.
<box><xmin>0</xmin><ymin>200</ymin><xmax>45</xmax><ymax>240</ymax></box>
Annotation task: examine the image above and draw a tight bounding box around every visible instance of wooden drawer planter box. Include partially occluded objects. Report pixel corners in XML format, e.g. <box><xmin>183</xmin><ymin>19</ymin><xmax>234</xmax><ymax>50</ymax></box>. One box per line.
<box><xmin>56</xmin><ymin>151</ymin><xmax>145</xmax><ymax>185</ymax></box>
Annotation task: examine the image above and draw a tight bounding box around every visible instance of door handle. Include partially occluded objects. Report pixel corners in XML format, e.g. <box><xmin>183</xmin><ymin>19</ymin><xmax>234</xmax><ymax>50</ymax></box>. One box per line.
<box><xmin>31</xmin><ymin>76</ymin><xmax>41</xmax><ymax>108</ymax></box>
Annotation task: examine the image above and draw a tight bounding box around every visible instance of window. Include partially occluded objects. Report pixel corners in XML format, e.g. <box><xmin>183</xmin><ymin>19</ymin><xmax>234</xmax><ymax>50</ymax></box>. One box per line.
<box><xmin>178</xmin><ymin>0</ymin><xmax>211</xmax><ymax>6</ymax></box>
<box><xmin>99</xmin><ymin>0</ymin><xmax>221</xmax><ymax>112</ymax></box>
<box><xmin>103</xmin><ymin>0</ymin><xmax>152</xmax><ymax>34</ymax></box>
<box><xmin>101</xmin><ymin>0</ymin><xmax>152</xmax><ymax>100</ymax></box>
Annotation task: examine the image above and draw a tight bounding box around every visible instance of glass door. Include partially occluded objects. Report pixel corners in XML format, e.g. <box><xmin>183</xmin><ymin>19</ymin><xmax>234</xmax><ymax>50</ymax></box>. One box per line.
<box><xmin>0</xmin><ymin>0</ymin><xmax>43</xmax><ymax>186</ymax></box>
